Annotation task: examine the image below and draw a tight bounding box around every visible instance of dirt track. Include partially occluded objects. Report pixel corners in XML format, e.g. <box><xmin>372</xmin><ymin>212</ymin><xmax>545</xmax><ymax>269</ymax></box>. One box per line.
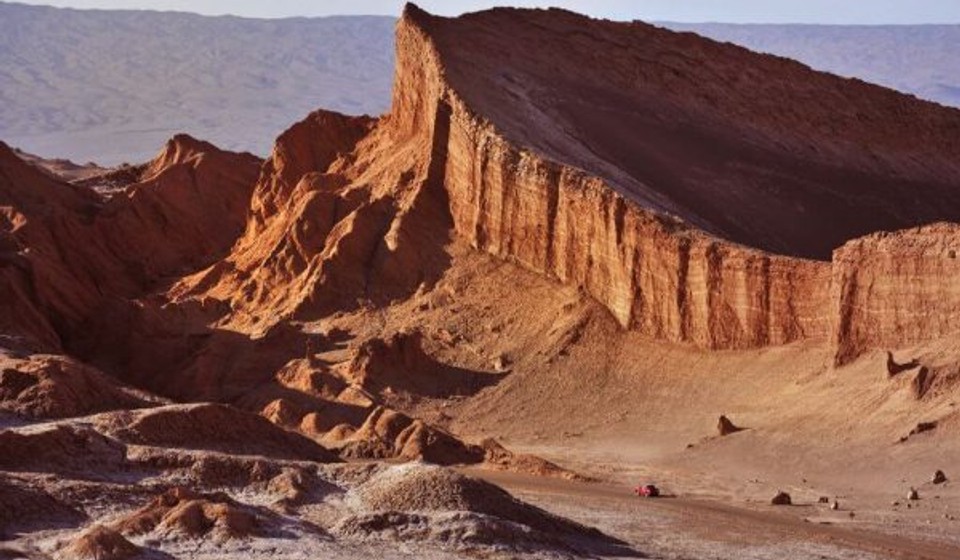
<box><xmin>470</xmin><ymin>469</ymin><xmax>960</xmax><ymax>560</ymax></box>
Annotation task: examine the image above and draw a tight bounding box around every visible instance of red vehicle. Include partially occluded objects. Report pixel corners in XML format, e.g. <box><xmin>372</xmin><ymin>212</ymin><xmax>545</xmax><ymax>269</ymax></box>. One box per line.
<box><xmin>634</xmin><ymin>484</ymin><xmax>660</xmax><ymax>498</ymax></box>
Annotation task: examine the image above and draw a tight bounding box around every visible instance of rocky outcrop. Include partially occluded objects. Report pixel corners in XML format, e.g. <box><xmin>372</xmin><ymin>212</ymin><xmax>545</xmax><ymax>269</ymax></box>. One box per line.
<box><xmin>167</xmin><ymin>4</ymin><xmax>960</xmax><ymax>359</ymax></box>
<box><xmin>0</xmin><ymin>135</ymin><xmax>259</xmax><ymax>355</ymax></box>
<box><xmin>113</xmin><ymin>487</ymin><xmax>262</xmax><ymax>541</ymax></box>
<box><xmin>387</xmin><ymin>5</ymin><xmax>960</xmax><ymax>356</ymax></box>
<box><xmin>832</xmin><ymin>224</ymin><xmax>960</xmax><ymax>365</ymax></box>
<box><xmin>333</xmin><ymin>405</ymin><xmax>486</xmax><ymax>465</ymax></box>
<box><xmin>4</xmin><ymin>3</ymin><xmax>960</xmax><ymax>405</ymax></box>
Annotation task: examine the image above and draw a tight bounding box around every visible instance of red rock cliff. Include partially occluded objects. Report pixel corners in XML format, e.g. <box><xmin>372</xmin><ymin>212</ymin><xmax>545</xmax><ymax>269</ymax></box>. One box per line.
<box><xmin>832</xmin><ymin>224</ymin><xmax>960</xmax><ymax>365</ymax></box>
<box><xmin>177</xmin><ymin>4</ymin><xmax>960</xmax><ymax>359</ymax></box>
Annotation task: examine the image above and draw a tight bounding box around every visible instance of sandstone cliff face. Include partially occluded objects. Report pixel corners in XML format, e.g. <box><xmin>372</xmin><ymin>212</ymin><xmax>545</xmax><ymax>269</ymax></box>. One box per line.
<box><xmin>832</xmin><ymin>224</ymin><xmax>960</xmax><ymax>365</ymax></box>
<box><xmin>389</xmin><ymin>5</ymin><xmax>960</xmax><ymax>356</ymax></box>
<box><xmin>167</xmin><ymin>4</ymin><xmax>959</xmax><ymax>358</ymax></box>
<box><xmin>389</xmin><ymin>5</ymin><xmax>834</xmax><ymax>349</ymax></box>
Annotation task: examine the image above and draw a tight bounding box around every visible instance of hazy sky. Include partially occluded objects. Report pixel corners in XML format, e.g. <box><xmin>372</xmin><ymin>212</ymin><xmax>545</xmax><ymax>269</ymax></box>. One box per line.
<box><xmin>11</xmin><ymin>0</ymin><xmax>960</xmax><ymax>24</ymax></box>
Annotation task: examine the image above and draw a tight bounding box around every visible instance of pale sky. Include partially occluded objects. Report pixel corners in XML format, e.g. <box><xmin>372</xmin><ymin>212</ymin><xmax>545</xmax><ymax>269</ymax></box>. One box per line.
<box><xmin>10</xmin><ymin>0</ymin><xmax>960</xmax><ymax>24</ymax></box>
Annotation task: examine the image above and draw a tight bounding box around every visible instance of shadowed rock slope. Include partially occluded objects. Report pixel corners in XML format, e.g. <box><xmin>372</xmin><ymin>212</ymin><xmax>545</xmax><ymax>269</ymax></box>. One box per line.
<box><xmin>0</xmin><ymin>136</ymin><xmax>260</xmax><ymax>356</ymax></box>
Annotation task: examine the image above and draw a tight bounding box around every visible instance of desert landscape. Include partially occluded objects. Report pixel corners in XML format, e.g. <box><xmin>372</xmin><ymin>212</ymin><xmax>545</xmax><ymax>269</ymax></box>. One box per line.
<box><xmin>2</xmin><ymin>3</ymin><xmax>960</xmax><ymax>559</ymax></box>
<box><xmin>3</xmin><ymin>2</ymin><xmax>960</xmax><ymax>166</ymax></box>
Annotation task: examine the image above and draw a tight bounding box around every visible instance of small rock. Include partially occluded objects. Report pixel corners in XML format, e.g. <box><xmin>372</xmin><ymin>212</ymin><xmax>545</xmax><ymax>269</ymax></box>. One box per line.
<box><xmin>818</xmin><ymin>496</ymin><xmax>830</xmax><ymax>504</ymax></box>
<box><xmin>910</xmin><ymin>421</ymin><xmax>938</xmax><ymax>436</ymax></box>
<box><xmin>717</xmin><ymin>415</ymin><xmax>744</xmax><ymax>436</ymax></box>
<box><xmin>848</xmin><ymin>511</ymin><xmax>855</xmax><ymax>518</ymax></box>
<box><xmin>908</xmin><ymin>488</ymin><xmax>920</xmax><ymax>501</ymax></box>
<box><xmin>831</xmin><ymin>501</ymin><xmax>840</xmax><ymax>511</ymax></box>
<box><xmin>933</xmin><ymin>470</ymin><xmax>948</xmax><ymax>484</ymax></box>
<box><xmin>892</xmin><ymin>501</ymin><xmax>900</xmax><ymax>507</ymax></box>
<box><xmin>771</xmin><ymin>491</ymin><xmax>792</xmax><ymax>506</ymax></box>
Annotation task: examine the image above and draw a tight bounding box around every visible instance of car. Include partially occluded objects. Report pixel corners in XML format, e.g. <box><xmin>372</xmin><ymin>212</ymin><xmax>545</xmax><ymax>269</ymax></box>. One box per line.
<box><xmin>634</xmin><ymin>484</ymin><xmax>660</xmax><ymax>498</ymax></box>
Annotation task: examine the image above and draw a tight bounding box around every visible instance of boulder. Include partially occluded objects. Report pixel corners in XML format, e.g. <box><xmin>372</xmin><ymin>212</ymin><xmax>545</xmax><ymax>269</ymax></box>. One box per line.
<box><xmin>717</xmin><ymin>415</ymin><xmax>744</xmax><ymax>436</ymax></box>
<box><xmin>771</xmin><ymin>491</ymin><xmax>792</xmax><ymax>506</ymax></box>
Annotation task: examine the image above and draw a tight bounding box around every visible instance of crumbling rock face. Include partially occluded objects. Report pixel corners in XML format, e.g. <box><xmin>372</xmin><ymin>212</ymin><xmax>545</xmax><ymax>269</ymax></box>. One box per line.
<box><xmin>0</xmin><ymin>134</ymin><xmax>259</xmax><ymax>355</ymax></box>
<box><xmin>170</xmin><ymin>110</ymin><xmax>394</xmax><ymax>332</ymax></box>
<box><xmin>249</xmin><ymin>110</ymin><xmax>377</xmax><ymax>228</ymax></box>
<box><xmin>832</xmin><ymin>224</ymin><xmax>960</xmax><ymax>365</ymax></box>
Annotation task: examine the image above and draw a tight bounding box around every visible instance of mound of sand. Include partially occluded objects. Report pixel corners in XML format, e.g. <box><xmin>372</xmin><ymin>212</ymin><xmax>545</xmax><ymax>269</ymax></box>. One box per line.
<box><xmin>0</xmin><ymin>424</ymin><xmax>126</xmax><ymax>475</ymax></box>
<box><xmin>57</xmin><ymin>525</ymin><xmax>139</xmax><ymax>560</ymax></box>
<box><xmin>334</xmin><ymin>406</ymin><xmax>485</xmax><ymax>465</ymax></box>
<box><xmin>480</xmin><ymin>438</ymin><xmax>586</xmax><ymax>480</ymax></box>
<box><xmin>356</xmin><ymin>464</ymin><xmax>516</xmax><ymax>513</ymax></box>
<box><xmin>114</xmin><ymin>487</ymin><xmax>260</xmax><ymax>541</ymax></box>
<box><xmin>0</xmin><ymin>355</ymin><xmax>154</xmax><ymax>419</ymax></box>
<box><xmin>0</xmin><ymin>478</ymin><xmax>84</xmax><ymax>537</ymax></box>
<box><xmin>355</xmin><ymin>464</ymin><xmax>597</xmax><ymax>536</ymax></box>
<box><xmin>101</xmin><ymin>403</ymin><xmax>339</xmax><ymax>462</ymax></box>
<box><xmin>337</xmin><ymin>464</ymin><xmax>620</xmax><ymax>555</ymax></box>
<box><xmin>346</xmin><ymin>332</ymin><xmax>500</xmax><ymax>398</ymax></box>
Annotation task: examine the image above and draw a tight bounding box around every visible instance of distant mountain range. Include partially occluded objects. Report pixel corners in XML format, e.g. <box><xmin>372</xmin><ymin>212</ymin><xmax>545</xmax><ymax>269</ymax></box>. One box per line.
<box><xmin>1</xmin><ymin>2</ymin><xmax>958</xmax><ymax>165</ymax></box>
<box><xmin>0</xmin><ymin>3</ymin><xmax>394</xmax><ymax>164</ymax></box>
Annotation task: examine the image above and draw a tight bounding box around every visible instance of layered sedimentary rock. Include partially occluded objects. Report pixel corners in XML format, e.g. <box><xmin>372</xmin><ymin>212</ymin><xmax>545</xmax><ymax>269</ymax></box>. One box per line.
<box><xmin>168</xmin><ymin>4</ymin><xmax>960</xmax><ymax>358</ymax></box>
<box><xmin>832</xmin><ymin>224</ymin><xmax>960</xmax><ymax>365</ymax></box>
<box><xmin>388</xmin><ymin>5</ymin><xmax>960</xmax><ymax>354</ymax></box>
<box><xmin>404</xmin><ymin>6</ymin><xmax>960</xmax><ymax>259</ymax></box>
